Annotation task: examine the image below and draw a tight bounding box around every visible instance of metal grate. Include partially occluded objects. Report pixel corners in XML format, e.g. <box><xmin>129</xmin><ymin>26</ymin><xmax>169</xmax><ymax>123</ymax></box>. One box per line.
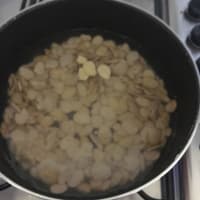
<box><xmin>154</xmin><ymin>0</ymin><xmax>170</xmax><ymax>24</ymax></box>
<box><xmin>20</xmin><ymin>0</ymin><xmax>44</xmax><ymax>10</ymax></box>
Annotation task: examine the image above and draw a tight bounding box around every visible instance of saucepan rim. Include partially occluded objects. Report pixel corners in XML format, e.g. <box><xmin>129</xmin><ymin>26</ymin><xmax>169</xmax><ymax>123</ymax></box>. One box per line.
<box><xmin>0</xmin><ymin>0</ymin><xmax>199</xmax><ymax>199</ymax></box>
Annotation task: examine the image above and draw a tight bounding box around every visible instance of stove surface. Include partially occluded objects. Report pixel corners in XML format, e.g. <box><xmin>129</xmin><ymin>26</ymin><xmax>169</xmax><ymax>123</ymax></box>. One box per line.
<box><xmin>170</xmin><ymin>1</ymin><xmax>200</xmax><ymax>200</ymax></box>
<box><xmin>1</xmin><ymin>0</ymin><xmax>199</xmax><ymax>200</ymax></box>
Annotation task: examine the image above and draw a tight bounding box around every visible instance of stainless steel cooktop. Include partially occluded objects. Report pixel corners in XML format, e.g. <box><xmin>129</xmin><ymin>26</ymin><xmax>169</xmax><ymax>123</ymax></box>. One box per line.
<box><xmin>0</xmin><ymin>0</ymin><xmax>200</xmax><ymax>200</ymax></box>
<box><xmin>172</xmin><ymin>1</ymin><xmax>200</xmax><ymax>200</ymax></box>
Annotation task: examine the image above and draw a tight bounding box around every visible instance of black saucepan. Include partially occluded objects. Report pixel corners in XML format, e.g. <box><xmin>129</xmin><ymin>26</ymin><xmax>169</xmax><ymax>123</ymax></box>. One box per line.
<box><xmin>0</xmin><ymin>0</ymin><xmax>199</xmax><ymax>199</ymax></box>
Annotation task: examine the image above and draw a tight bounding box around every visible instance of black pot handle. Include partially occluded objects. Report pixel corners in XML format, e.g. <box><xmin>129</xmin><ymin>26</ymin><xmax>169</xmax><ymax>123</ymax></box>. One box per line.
<box><xmin>138</xmin><ymin>190</ymin><xmax>163</xmax><ymax>200</ymax></box>
<box><xmin>0</xmin><ymin>182</ymin><xmax>11</xmax><ymax>191</ymax></box>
